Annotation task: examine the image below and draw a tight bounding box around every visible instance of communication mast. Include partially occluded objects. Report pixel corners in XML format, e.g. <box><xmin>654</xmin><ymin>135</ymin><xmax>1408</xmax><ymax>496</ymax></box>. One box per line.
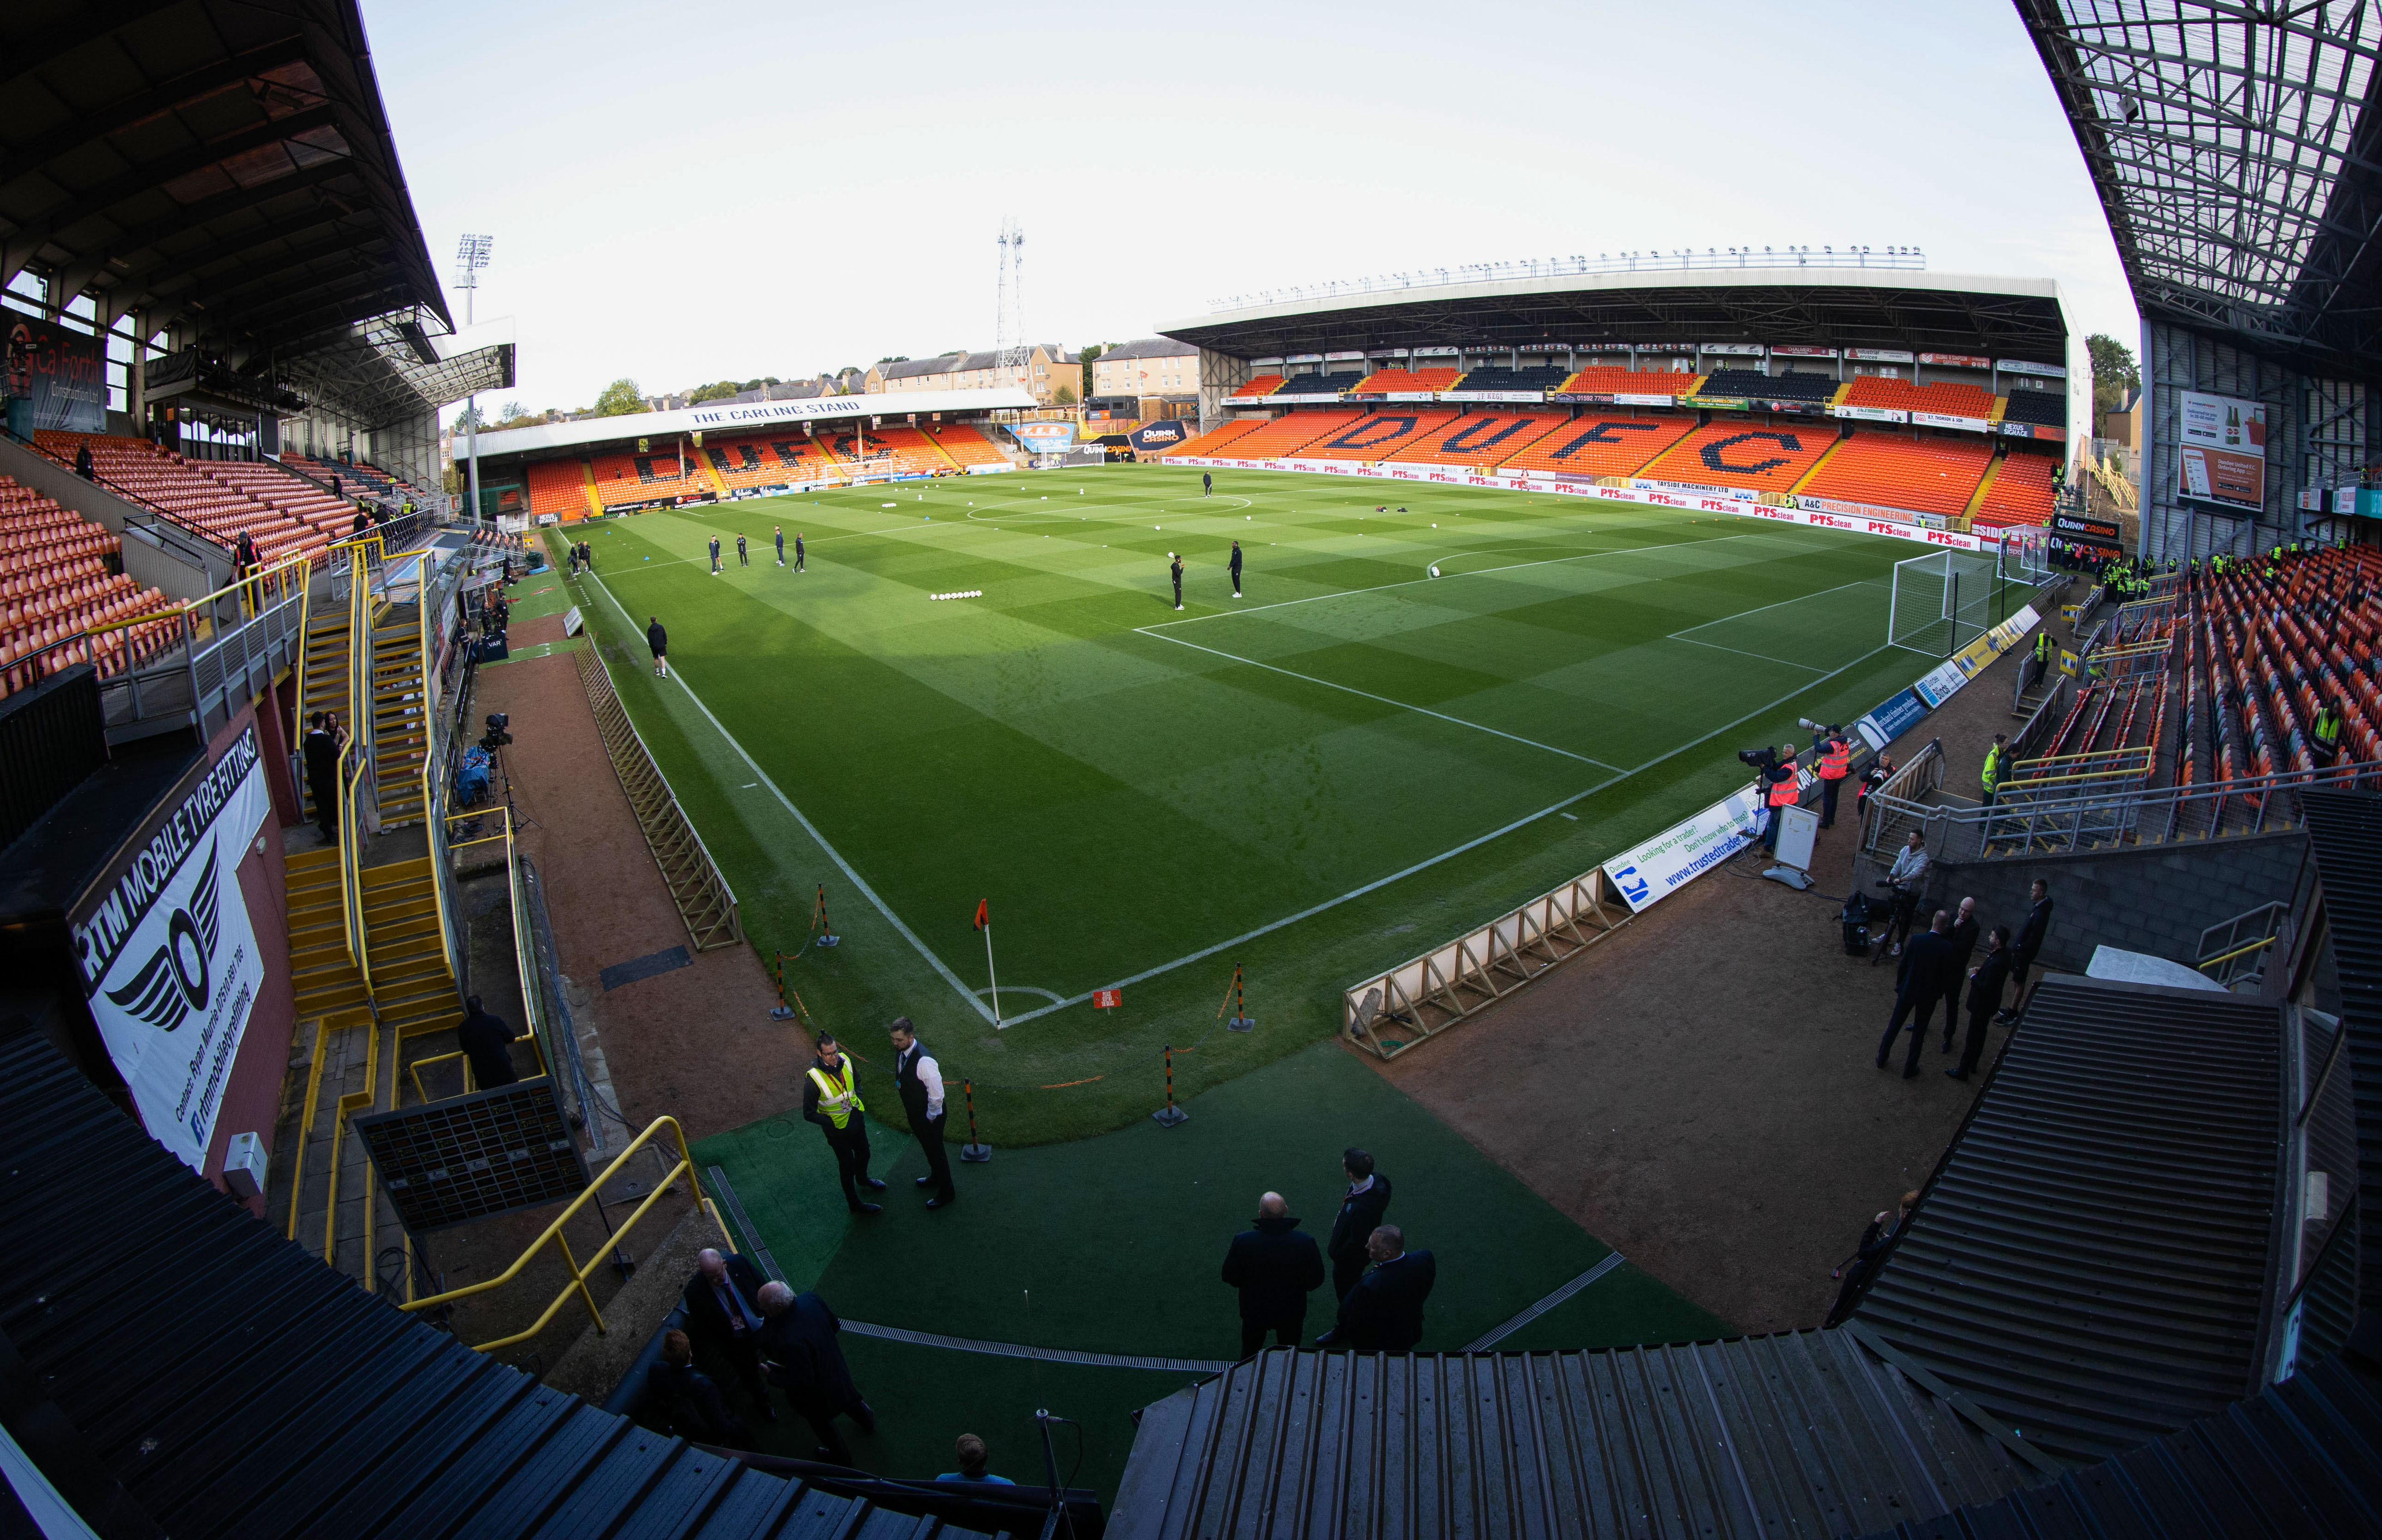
<box><xmin>994</xmin><ymin>218</ymin><xmax>1026</xmax><ymax>388</ymax></box>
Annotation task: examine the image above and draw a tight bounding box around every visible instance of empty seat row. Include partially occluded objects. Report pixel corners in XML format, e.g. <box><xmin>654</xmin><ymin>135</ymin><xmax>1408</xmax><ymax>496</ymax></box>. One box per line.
<box><xmin>1799</xmin><ymin>434</ymin><xmax>1995</xmax><ymax>518</ymax></box>
<box><xmin>1695</xmin><ymin>369</ymin><xmax>1840</xmax><ymax>403</ymax></box>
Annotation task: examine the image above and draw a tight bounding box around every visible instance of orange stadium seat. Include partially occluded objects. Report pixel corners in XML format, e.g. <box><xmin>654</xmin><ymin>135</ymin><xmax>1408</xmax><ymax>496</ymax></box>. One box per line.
<box><xmin>1166</xmin><ymin>420</ymin><xmax>1266</xmax><ymax>457</ymax></box>
<box><xmin>1386</xmin><ymin>410</ymin><xmax>1562</xmax><ymax>466</ymax></box>
<box><xmin>1969</xmin><ymin>449</ymin><xmax>2060</xmax><ymax>529</ymax></box>
<box><xmin>1302</xmin><ymin>408</ymin><xmax>1459</xmax><ymax>459</ymax></box>
<box><xmin>1840</xmin><ymin>376</ymin><xmax>1995</xmax><ymax>420</ymax></box>
<box><xmin>1499</xmin><ymin>413</ymin><xmax>1694</xmax><ymax>477</ymax></box>
<box><xmin>1227</xmin><ymin>410</ymin><xmax>1365</xmax><ymax>458</ymax></box>
<box><xmin>1349</xmin><ymin>367</ymin><xmax>1461</xmax><ymax>395</ymax></box>
<box><xmin>1798</xmin><ymin>433</ymin><xmax>1995</xmax><ymax>518</ymax></box>
<box><xmin>34</xmin><ymin>432</ymin><xmax>333</xmax><ymax>566</ymax></box>
<box><xmin>1638</xmin><ymin>420</ymin><xmax>1840</xmax><ymax>493</ymax></box>
<box><xmin>587</xmin><ymin>448</ymin><xmax>706</xmax><ymax>508</ymax></box>
<box><xmin>528</xmin><ymin>458</ymin><xmax>591</xmax><ymax>517</ymax></box>
<box><xmin>1227</xmin><ymin>375</ymin><xmax>1286</xmax><ymax>402</ymax></box>
<box><xmin>0</xmin><ymin>473</ymin><xmax>182</xmax><ymax>699</ymax></box>
<box><xmin>1554</xmin><ymin>366</ymin><xmax>1701</xmax><ymax>398</ymax></box>
<box><xmin>922</xmin><ymin>423</ymin><xmax>1012</xmax><ymax>469</ymax></box>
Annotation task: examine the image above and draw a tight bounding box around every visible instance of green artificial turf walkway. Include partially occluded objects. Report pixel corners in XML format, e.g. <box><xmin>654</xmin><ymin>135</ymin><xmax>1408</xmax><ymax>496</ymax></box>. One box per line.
<box><xmin>548</xmin><ymin>466</ymin><xmax>1996</xmax><ymax>1147</ymax></box>
<box><xmin>690</xmin><ymin>1039</ymin><xmax>1730</xmax><ymax>1497</ymax></box>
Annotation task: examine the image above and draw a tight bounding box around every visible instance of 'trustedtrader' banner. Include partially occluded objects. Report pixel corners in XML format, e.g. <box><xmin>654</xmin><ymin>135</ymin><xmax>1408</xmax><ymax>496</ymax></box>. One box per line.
<box><xmin>68</xmin><ymin>727</ymin><xmax>273</xmax><ymax>1170</ymax></box>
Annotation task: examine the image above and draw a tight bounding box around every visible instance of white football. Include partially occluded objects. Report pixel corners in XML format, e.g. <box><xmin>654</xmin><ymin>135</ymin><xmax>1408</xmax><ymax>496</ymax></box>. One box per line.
<box><xmin>1429</xmin><ymin>564</ymin><xmax>1441</xmax><ymax>578</ymax></box>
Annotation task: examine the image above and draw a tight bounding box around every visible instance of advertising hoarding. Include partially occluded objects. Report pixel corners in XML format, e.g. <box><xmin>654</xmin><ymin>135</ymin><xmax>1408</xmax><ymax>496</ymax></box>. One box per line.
<box><xmin>2175</xmin><ymin>390</ymin><xmax>2267</xmax><ymax>513</ymax></box>
<box><xmin>2</xmin><ymin>306</ymin><xmax>107</xmax><ymax>433</ymax></box>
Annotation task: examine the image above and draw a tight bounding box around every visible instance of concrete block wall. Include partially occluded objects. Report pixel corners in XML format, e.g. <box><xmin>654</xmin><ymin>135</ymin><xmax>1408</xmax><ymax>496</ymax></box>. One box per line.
<box><xmin>1926</xmin><ymin>831</ymin><xmax>2310</xmax><ymax>975</ymax></box>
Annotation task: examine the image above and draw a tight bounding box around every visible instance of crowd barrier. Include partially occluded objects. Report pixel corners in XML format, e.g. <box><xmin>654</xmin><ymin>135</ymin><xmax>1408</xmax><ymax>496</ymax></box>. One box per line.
<box><xmin>1165</xmin><ymin>453</ymin><xmax>1998</xmax><ymax>554</ymax></box>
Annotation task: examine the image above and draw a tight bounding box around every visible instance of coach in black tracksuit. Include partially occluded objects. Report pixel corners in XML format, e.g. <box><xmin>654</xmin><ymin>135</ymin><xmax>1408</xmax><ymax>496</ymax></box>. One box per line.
<box><xmin>888</xmin><ymin>1017</ymin><xmax>954</xmax><ymax>1207</ymax></box>
<box><xmin>1327</xmin><ymin>1149</ymin><xmax>1393</xmax><ymax>1302</ymax></box>
<box><xmin>1229</xmin><ymin>540</ymin><xmax>1243</xmax><ymax>597</ymax></box>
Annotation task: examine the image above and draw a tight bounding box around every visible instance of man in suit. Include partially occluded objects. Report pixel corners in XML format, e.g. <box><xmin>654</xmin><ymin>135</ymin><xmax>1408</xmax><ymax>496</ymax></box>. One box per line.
<box><xmin>708</xmin><ymin>534</ymin><xmax>722</xmax><ymax>574</ymax></box>
<box><xmin>2000</xmin><ymin>879</ymin><xmax>2054</xmax><ymax>1023</ymax></box>
<box><xmin>1316</xmin><ymin>1226</ymin><xmax>1435</xmax><ymax>1351</ymax></box>
<box><xmin>1825</xmin><ymin>1191</ymin><xmax>1916</xmax><ymax>1325</ymax></box>
<box><xmin>680</xmin><ymin>1248</ymin><xmax>775</xmax><ymax>1418</ymax></box>
<box><xmin>1229</xmin><ymin>539</ymin><xmax>1243</xmax><ymax>598</ymax></box>
<box><xmin>756</xmin><ymin>1280</ymin><xmax>874</xmax><ymax>1466</ymax></box>
<box><xmin>1949</xmin><ymin>926</ymin><xmax>2015</xmax><ymax>1082</ymax></box>
<box><xmin>644</xmin><ymin>1328</ymin><xmax>752</xmax><ymax>1445</ymax></box>
<box><xmin>736</xmin><ymin>532</ymin><xmax>749</xmax><ymax>567</ymax></box>
<box><xmin>1170</xmin><ymin>553</ymin><xmax>1184</xmax><ymax>609</ymax></box>
<box><xmin>774</xmin><ymin>526</ymin><xmax>786</xmax><ymax>567</ymax></box>
<box><xmin>1220</xmin><ymin>1191</ymin><xmax>1324</xmax><ymax>1357</ymax></box>
<box><xmin>1942</xmin><ymin>896</ymin><xmax>1980</xmax><ymax>1049</ymax></box>
<box><xmin>888</xmin><ymin>1017</ymin><xmax>953</xmax><ymax>1208</ymax></box>
<box><xmin>794</xmin><ymin>532</ymin><xmax>805</xmax><ymax>572</ymax></box>
<box><xmin>1876</xmin><ymin>910</ymin><xmax>1958</xmax><ymax>1078</ymax></box>
<box><xmin>1327</xmin><ymin>1148</ymin><xmax>1393</xmax><ymax>1303</ymax></box>
<box><xmin>1202</xmin><ymin>471</ymin><xmax>1212</xmax><ymax>497</ymax></box>
<box><xmin>803</xmin><ymin>1034</ymin><xmax>883</xmax><ymax>1215</ymax></box>
<box><xmin>302</xmin><ymin>711</ymin><xmax>343</xmax><ymax>844</ymax></box>
<box><xmin>454</xmin><ymin>996</ymin><xmax>519</xmax><ymax>1088</ymax></box>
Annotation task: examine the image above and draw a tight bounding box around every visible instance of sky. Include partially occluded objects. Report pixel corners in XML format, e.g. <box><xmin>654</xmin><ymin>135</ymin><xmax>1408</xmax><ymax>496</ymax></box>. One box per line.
<box><xmin>361</xmin><ymin>0</ymin><xmax>2139</xmax><ymax>424</ymax></box>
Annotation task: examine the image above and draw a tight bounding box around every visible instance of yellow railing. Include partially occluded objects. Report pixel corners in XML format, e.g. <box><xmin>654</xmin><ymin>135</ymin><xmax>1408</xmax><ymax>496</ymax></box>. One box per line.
<box><xmin>2199</xmin><ymin>934</ymin><xmax>2278</xmax><ymax>975</ymax></box>
<box><xmin>399</xmin><ymin>1116</ymin><xmax>712</xmax><ymax>1352</ymax></box>
<box><xmin>406</xmin><ymin>1031</ymin><xmax>548</xmax><ymax>1104</ymax></box>
<box><xmin>417</xmin><ymin>594</ymin><xmax>462</xmax><ymax>979</ymax></box>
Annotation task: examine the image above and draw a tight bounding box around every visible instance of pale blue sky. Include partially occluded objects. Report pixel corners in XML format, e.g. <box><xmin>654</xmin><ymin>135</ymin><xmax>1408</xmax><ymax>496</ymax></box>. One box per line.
<box><xmin>362</xmin><ymin>0</ymin><xmax>2137</xmax><ymax>419</ymax></box>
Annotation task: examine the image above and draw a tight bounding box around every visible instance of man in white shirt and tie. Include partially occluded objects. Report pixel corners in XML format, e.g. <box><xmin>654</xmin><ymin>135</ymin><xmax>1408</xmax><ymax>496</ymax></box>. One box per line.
<box><xmin>889</xmin><ymin>1017</ymin><xmax>956</xmax><ymax>1209</ymax></box>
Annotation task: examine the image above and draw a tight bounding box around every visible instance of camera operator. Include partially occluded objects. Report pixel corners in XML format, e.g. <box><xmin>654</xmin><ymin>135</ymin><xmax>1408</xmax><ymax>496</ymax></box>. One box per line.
<box><xmin>1871</xmin><ymin>830</ymin><xmax>1931</xmax><ymax>959</ymax></box>
<box><xmin>1758</xmin><ymin>742</ymin><xmax>1800</xmax><ymax>853</ymax></box>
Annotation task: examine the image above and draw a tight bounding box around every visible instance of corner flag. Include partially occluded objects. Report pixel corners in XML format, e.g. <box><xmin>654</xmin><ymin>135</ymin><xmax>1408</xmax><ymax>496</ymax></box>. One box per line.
<box><xmin>973</xmin><ymin>899</ymin><xmax>989</xmax><ymax>931</ymax></box>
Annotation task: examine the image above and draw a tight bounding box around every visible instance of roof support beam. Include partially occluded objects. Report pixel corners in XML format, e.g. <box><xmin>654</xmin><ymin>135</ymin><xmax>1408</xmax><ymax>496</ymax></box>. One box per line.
<box><xmin>12</xmin><ymin>103</ymin><xmax>344</xmax><ymax>253</ymax></box>
<box><xmin>7</xmin><ymin>158</ymin><xmax>352</xmax><ymax>297</ymax></box>
<box><xmin>0</xmin><ymin>36</ymin><xmax>311</xmax><ymax>190</ymax></box>
<box><xmin>0</xmin><ymin>0</ymin><xmax>185</xmax><ymax>94</ymax></box>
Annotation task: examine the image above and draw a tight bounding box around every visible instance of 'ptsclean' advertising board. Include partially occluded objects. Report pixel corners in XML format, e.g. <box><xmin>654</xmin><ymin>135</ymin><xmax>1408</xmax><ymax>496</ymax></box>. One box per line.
<box><xmin>2176</xmin><ymin>390</ymin><xmax>2266</xmax><ymax>514</ymax></box>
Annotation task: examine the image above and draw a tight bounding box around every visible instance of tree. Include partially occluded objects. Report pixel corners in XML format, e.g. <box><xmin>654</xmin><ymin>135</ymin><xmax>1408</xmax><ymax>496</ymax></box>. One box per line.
<box><xmin>1053</xmin><ymin>383</ymin><xmax>1078</xmax><ymax>406</ymax></box>
<box><xmin>593</xmin><ymin>378</ymin><xmax>645</xmax><ymax>417</ymax></box>
<box><xmin>500</xmin><ymin>400</ymin><xmax>524</xmax><ymax>420</ymax></box>
<box><xmin>2086</xmin><ymin>334</ymin><xmax>2138</xmax><ymax>415</ymax></box>
<box><xmin>687</xmin><ymin>380</ymin><xmax>743</xmax><ymax>404</ymax></box>
<box><xmin>877</xmin><ymin>355</ymin><xmax>909</xmax><ymax>365</ymax></box>
<box><xmin>1078</xmin><ymin>343</ymin><xmax>1105</xmax><ymax>401</ymax></box>
<box><xmin>452</xmin><ymin>403</ymin><xmax>486</xmax><ymax>431</ymax></box>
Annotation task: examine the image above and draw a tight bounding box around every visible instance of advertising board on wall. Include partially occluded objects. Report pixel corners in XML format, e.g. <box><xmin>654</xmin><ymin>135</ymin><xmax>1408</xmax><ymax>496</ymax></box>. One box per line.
<box><xmin>67</xmin><ymin>727</ymin><xmax>274</xmax><ymax>1172</ymax></box>
<box><xmin>1602</xmin><ymin>782</ymin><xmax>1768</xmax><ymax>913</ymax></box>
<box><xmin>2175</xmin><ymin>389</ymin><xmax>2267</xmax><ymax>513</ymax></box>
<box><xmin>1009</xmin><ymin>421</ymin><xmax>1077</xmax><ymax>451</ymax></box>
<box><xmin>2</xmin><ymin>305</ymin><xmax>107</xmax><ymax>433</ymax></box>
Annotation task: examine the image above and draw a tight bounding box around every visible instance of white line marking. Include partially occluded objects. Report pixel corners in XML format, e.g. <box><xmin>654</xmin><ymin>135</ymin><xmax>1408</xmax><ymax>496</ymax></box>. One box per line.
<box><xmin>988</xmin><ymin>639</ymin><xmax>1899</xmax><ymax>1028</ymax></box>
<box><xmin>1464</xmin><ymin>1251</ymin><xmax>1631</xmax><ymax>1351</ymax></box>
<box><xmin>1669</xmin><ymin>635</ymin><xmax>1827</xmax><ymax>673</ymax></box>
<box><xmin>575</xmin><ymin>566</ymin><xmax>998</xmax><ymax>1024</ymax></box>
<box><xmin>1668</xmin><ymin>575</ymin><xmax>1884</xmax><ymax>633</ymax></box>
<box><xmin>1136</xmin><ymin>628</ymin><xmax>1624</xmax><ymax>773</ymax></box>
<box><xmin>973</xmin><ymin>985</ymin><xmax>1066</xmax><ymax>1004</ymax></box>
<box><xmin>1144</xmin><ymin>534</ymin><xmax>1761</xmax><ymax>627</ymax></box>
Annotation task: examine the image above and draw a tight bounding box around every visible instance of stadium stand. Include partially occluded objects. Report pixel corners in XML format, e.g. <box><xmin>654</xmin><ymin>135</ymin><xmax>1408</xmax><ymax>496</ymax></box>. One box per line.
<box><xmin>0</xmin><ymin>475</ymin><xmax>182</xmax><ymax>697</ymax></box>
<box><xmin>923</xmin><ymin>421</ymin><xmax>1012</xmax><ymax>469</ymax></box>
<box><xmin>587</xmin><ymin>448</ymin><xmax>705</xmax><ymax>508</ymax></box>
<box><xmin>1999</xmin><ymin>386</ymin><xmax>2069</xmax><ymax>428</ymax></box>
<box><xmin>1275</xmin><ymin>371</ymin><xmax>1366</xmax><ymax>396</ymax></box>
<box><xmin>1498</xmin><ymin>412</ymin><xmax>1696</xmax><ymax>477</ymax></box>
<box><xmin>1226</xmin><ymin>374</ymin><xmax>1285</xmax><ymax>402</ymax></box>
<box><xmin>1386</xmin><ymin>409</ymin><xmax>1563</xmax><ymax>464</ymax></box>
<box><xmin>1639</xmin><ymin>420</ymin><xmax>1840</xmax><ymax>492</ymax></box>
<box><xmin>1444</xmin><ymin>365</ymin><xmax>1570</xmax><ymax>395</ymax></box>
<box><xmin>1797</xmin><ymin>432</ymin><xmax>1995</xmax><ymax>518</ymax></box>
<box><xmin>1166</xmin><ymin>419</ymin><xmax>1267</xmax><ymax>457</ymax></box>
<box><xmin>1225</xmin><ymin>410</ymin><xmax>1364</xmax><ymax>458</ymax></box>
<box><xmin>1695</xmin><ymin>368</ymin><xmax>1841</xmax><ymax>402</ymax></box>
<box><xmin>1301</xmin><ymin>408</ymin><xmax>1459</xmax><ymax>459</ymax></box>
<box><xmin>1348</xmin><ymin>366</ymin><xmax>1460</xmax><ymax>395</ymax></box>
<box><xmin>527</xmin><ymin>457</ymin><xmax>592</xmax><ymax>518</ymax></box>
<box><xmin>1554</xmin><ymin>365</ymin><xmax>1703</xmax><ymax>397</ymax></box>
<box><xmin>1841</xmin><ymin>374</ymin><xmax>1997</xmax><ymax>419</ymax></box>
<box><xmin>2191</xmin><ymin>547</ymin><xmax>2382</xmax><ymax>780</ymax></box>
<box><xmin>284</xmin><ymin>452</ymin><xmax>426</xmax><ymax>503</ymax></box>
<box><xmin>1970</xmin><ymin>447</ymin><xmax>2061</xmax><ymax>528</ymax></box>
<box><xmin>34</xmin><ymin>432</ymin><xmax>338</xmax><ymax>565</ymax></box>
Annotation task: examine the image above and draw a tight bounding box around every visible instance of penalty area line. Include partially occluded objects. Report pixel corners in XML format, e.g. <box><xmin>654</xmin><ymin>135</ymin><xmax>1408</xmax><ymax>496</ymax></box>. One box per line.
<box><xmin>577</xmin><ymin>568</ymin><xmax>999</xmax><ymax>1025</ymax></box>
<box><xmin>990</xmin><ymin>639</ymin><xmax>1897</xmax><ymax>1030</ymax></box>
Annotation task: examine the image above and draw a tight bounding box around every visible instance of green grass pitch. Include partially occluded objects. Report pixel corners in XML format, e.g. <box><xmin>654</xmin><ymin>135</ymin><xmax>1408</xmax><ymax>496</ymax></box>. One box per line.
<box><xmin>552</xmin><ymin>463</ymin><xmax>1973</xmax><ymax>1144</ymax></box>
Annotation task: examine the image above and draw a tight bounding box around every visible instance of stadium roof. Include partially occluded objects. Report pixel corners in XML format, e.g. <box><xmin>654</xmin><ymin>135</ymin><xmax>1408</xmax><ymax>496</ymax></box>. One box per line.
<box><xmin>1157</xmin><ymin>267</ymin><xmax>2071</xmax><ymax>367</ymax></box>
<box><xmin>469</xmin><ymin>386</ymin><xmax>1035</xmax><ymax>460</ymax></box>
<box><xmin>2018</xmin><ymin>0</ymin><xmax>2382</xmax><ymax>379</ymax></box>
<box><xmin>0</xmin><ymin>0</ymin><xmax>450</xmax><ymax>355</ymax></box>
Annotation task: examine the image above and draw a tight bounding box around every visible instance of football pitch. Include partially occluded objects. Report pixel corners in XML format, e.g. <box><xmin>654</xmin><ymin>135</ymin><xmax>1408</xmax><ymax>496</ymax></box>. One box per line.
<box><xmin>557</xmin><ymin>464</ymin><xmax>1970</xmax><ymax>1142</ymax></box>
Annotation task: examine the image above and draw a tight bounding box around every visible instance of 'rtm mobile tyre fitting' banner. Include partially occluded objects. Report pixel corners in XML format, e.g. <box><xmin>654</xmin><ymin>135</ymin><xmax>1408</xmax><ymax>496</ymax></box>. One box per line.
<box><xmin>68</xmin><ymin>727</ymin><xmax>273</xmax><ymax>1171</ymax></box>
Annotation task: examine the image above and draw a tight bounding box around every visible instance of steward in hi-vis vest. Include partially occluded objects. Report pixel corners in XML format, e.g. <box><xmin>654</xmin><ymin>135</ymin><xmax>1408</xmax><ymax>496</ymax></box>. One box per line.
<box><xmin>802</xmin><ymin>1034</ymin><xmax>885</xmax><ymax>1215</ymax></box>
<box><xmin>2313</xmin><ymin>703</ymin><xmax>2343</xmax><ymax>765</ymax></box>
<box><xmin>1761</xmin><ymin>747</ymin><xmax>1798</xmax><ymax>853</ymax></box>
<box><xmin>1816</xmin><ymin>729</ymin><xmax>1853</xmax><ymax>830</ymax></box>
<box><xmin>1980</xmin><ymin>734</ymin><xmax>2008</xmax><ymax>808</ymax></box>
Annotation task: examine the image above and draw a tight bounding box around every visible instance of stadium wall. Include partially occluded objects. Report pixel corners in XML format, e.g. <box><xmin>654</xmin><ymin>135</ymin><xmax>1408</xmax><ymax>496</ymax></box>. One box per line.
<box><xmin>2139</xmin><ymin>321</ymin><xmax>2378</xmax><ymax>561</ymax></box>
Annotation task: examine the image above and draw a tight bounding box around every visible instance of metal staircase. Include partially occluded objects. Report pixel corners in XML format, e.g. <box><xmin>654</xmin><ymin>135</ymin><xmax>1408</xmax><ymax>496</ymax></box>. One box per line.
<box><xmin>369</xmin><ymin>612</ymin><xmax>429</xmax><ymax>826</ymax></box>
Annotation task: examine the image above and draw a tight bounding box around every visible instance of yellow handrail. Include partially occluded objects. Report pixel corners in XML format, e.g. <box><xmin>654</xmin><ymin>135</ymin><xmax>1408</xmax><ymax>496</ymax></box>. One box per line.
<box><xmin>418</xmin><ymin>591</ymin><xmax>459</xmax><ymax>976</ymax></box>
<box><xmin>398</xmin><ymin>1115</ymin><xmax>709</xmax><ymax>1353</ymax></box>
<box><xmin>406</xmin><ymin>1033</ymin><xmax>550</xmax><ymax>1104</ymax></box>
<box><xmin>2198</xmin><ymin>934</ymin><xmax>2278</xmax><ymax>974</ymax></box>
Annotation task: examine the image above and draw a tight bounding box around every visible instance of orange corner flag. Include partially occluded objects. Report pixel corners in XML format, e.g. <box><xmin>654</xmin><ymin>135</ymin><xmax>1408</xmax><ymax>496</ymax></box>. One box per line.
<box><xmin>973</xmin><ymin>898</ymin><xmax>989</xmax><ymax>931</ymax></box>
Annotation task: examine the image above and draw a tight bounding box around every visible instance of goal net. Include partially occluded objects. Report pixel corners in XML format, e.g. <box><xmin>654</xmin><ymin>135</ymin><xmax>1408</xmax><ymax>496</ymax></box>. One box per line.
<box><xmin>1888</xmin><ymin>549</ymin><xmax>2002</xmax><ymax>656</ymax></box>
